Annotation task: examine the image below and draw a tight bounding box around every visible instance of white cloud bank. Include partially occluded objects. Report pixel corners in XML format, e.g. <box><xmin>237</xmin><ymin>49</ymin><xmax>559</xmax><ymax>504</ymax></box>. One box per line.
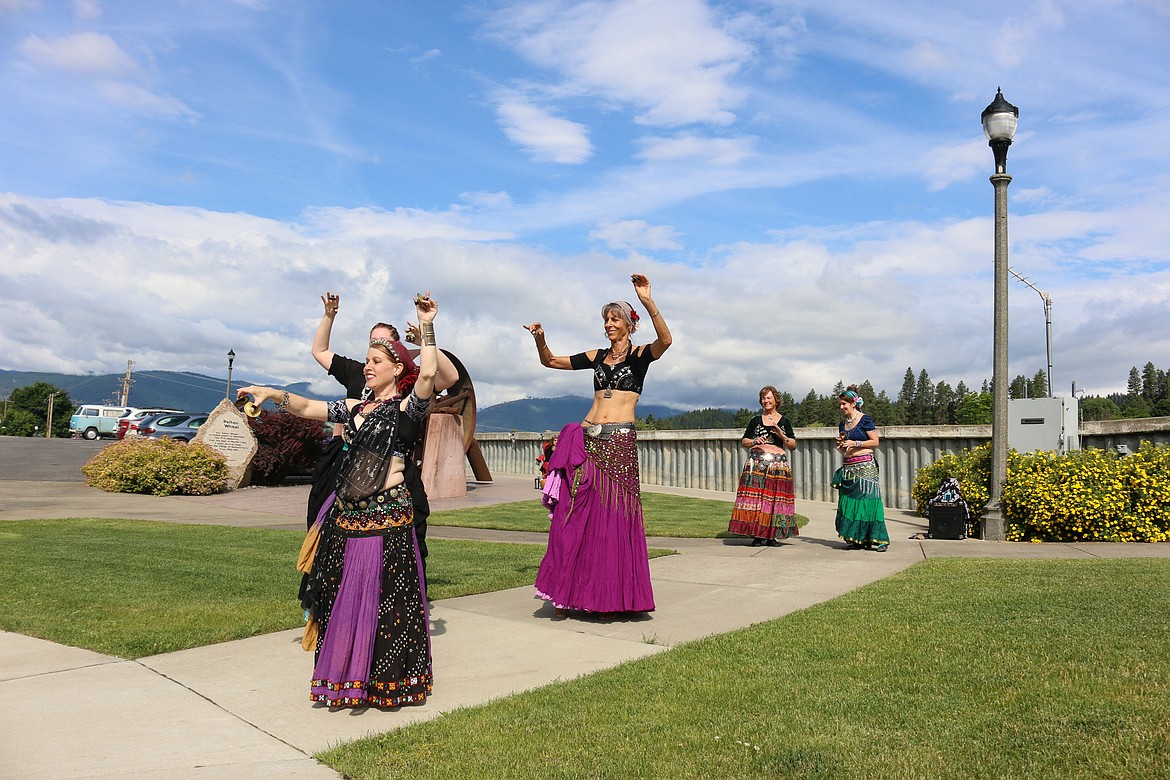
<box><xmin>3</xmin><ymin>193</ymin><xmax>1167</xmax><ymax>410</ymax></box>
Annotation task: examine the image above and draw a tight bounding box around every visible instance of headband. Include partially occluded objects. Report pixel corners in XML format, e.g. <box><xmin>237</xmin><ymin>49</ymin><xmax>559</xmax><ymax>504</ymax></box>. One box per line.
<box><xmin>839</xmin><ymin>389</ymin><xmax>864</xmax><ymax>408</ymax></box>
<box><xmin>370</xmin><ymin>338</ymin><xmax>417</xmax><ymax>371</ymax></box>
<box><xmin>603</xmin><ymin>301</ymin><xmax>640</xmax><ymax>333</ymax></box>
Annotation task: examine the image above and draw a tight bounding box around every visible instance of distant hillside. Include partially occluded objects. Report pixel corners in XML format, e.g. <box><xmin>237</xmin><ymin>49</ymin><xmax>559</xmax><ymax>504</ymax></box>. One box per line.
<box><xmin>2</xmin><ymin>370</ymin><xmax>703</xmax><ymax>433</ymax></box>
<box><xmin>0</xmin><ymin>369</ymin><xmax>332</xmax><ymax>413</ymax></box>
<box><xmin>476</xmin><ymin>395</ymin><xmax>681</xmax><ymax>434</ymax></box>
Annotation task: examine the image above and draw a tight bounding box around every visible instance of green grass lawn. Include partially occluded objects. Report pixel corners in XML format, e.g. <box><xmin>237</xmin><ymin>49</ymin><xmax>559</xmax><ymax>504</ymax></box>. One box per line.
<box><xmin>430</xmin><ymin>491</ymin><xmax>808</xmax><ymax>538</ymax></box>
<box><xmin>0</xmin><ymin>518</ymin><xmax>548</xmax><ymax>658</ymax></box>
<box><xmin>319</xmin><ymin>557</ymin><xmax>1170</xmax><ymax>780</ymax></box>
<box><xmin>8</xmin><ymin>511</ymin><xmax>1164</xmax><ymax>779</ymax></box>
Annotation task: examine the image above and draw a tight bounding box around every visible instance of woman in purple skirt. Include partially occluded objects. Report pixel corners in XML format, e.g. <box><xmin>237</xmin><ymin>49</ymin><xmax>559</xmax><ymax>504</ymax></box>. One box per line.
<box><xmin>523</xmin><ymin>274</ymin><xmax>672</xmax><ymax>619</ymax></box>
<box><xmin>238</xmin><ymin>292</ymin><xmax>440</xmax><ymax>708</ymax></box>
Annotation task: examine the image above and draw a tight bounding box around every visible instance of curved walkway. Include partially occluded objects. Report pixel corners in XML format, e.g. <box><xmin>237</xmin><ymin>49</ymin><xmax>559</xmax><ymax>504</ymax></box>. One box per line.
<box><xmin>2</xmin><ymin>468</ymin><xmax>1167</xmax><ymax>779</ymax></box>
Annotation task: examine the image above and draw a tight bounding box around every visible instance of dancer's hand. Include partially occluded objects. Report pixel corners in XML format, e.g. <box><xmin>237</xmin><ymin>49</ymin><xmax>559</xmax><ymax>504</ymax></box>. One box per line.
<box><xmin>321</xmin><ymin>291</ymin><xmax>339</xmax><ymax>317</ymax></box>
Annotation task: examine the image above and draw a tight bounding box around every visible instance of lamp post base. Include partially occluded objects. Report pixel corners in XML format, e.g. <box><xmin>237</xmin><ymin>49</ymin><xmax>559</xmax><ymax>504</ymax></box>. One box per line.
<box><xmin>982</xmin><ymin>504</ymin><xmax>1006</xmax><ymax>541</ymax></box>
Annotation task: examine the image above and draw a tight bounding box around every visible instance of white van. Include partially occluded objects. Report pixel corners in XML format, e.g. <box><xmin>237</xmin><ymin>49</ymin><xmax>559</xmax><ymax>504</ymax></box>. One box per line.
<box><xmin>69</xmin><ymin>405</ymin><xmax>132</xmax><ymax>439</ymax></box>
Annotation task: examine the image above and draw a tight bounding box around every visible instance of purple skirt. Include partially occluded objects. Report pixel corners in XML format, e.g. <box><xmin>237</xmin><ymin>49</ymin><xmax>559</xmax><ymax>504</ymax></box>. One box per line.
<box><xmin>307</xmin><ymin>489</ymin><xmax>431</xmax><ymax>708</ymax></box>
<box><xmin>535</xmin><ymin>423</ymin><xmax>655</xmax><ymax>613</ymax></box>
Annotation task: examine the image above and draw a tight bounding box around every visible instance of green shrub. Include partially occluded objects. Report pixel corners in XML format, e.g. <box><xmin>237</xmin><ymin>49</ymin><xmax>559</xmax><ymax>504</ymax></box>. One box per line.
<box><xmin>82</xmin><ymin>438</ymin><xmax>229</xmax><ymax>496</ymax></box>
<box><xmin>247</xmin><ymin>410</ymin><xmax>328</xmax><ymax>485</ymax></box>
<box><xmin>913</xmin><ymin>441</ymin><xmax>1170</xmax><ymax>543</ymax></box>
<box><xmin>911</xmin><ymin>441</ymin><xmax>991</xmax><ymax>523</ymax></box>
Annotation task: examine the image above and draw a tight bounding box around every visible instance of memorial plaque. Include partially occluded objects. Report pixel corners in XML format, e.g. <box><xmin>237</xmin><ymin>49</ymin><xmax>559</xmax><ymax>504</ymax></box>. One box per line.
<box><xmin>195</xmin><ymin>398</ymin><xmax>259</xmax><ymax>489</ymax></box>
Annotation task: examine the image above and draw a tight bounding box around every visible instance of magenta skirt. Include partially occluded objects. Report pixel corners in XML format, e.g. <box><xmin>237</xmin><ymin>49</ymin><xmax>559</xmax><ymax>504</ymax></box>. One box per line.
<box><xmin>535</xmin><ymin>423</ymin><xmax>655</xmax><ymax>613</ymax></box>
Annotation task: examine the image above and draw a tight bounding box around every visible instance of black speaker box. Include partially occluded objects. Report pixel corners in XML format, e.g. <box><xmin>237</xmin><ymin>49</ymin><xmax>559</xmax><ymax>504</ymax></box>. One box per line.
<box><xmin>928</xmin><ymin>504</ymin><xmax>967</xmax><ymax>540</ymax></box>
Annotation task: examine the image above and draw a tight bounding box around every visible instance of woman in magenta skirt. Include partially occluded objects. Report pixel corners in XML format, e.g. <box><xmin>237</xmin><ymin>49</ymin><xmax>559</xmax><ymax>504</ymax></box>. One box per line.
<box><xmin>523</xmin><ymin>274</ymin><xmax>672</xmax><ymax>619</ymax></box>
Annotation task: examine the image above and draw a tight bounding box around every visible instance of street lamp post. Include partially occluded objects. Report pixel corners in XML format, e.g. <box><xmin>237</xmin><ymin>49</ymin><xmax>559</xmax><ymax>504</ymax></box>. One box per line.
<box><xmin>982</xmin><ymin>87</ymin><xmax>1019</xmax><ymax>542</ymax></box>
<box><xmin>227</xmin><ymin>349</ymin><xmax>236</xmax><ymax>399</ymax></box>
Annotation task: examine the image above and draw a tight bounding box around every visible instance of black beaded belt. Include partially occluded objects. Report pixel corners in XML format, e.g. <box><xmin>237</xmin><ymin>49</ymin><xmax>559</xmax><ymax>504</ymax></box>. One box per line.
<box><xmin>337</xmin><ymin>486</ymin><xmax>406</xmax><ymax>511</ymax></box>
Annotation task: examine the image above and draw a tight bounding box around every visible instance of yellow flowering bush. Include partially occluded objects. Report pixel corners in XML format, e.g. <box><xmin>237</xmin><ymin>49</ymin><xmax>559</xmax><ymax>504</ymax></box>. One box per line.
<box><xmin>912</xmin><ymin>442</ymin><xmax>991</xmax><ymax>524</ymax></box>
<box><xmin>82</xmin><ymin>437</ymin><xmax>229</xmax><ymax>496</ymax></box>
<box><xmin>914</xmin><ymin>441</ymin><xmax>1170</xmax><ymax>542</ymax></box>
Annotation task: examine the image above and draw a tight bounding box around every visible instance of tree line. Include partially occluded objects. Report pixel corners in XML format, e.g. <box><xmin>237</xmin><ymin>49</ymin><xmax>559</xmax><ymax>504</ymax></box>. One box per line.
<box><xmin>0</xmin><ymin>382</ymin><xmax>74</xmax><ymax>437</ymax></box>
<box><xmin>637</xmin><ymin>363</ymin><xmax>1170</xmax><ymax>430</ymax></box>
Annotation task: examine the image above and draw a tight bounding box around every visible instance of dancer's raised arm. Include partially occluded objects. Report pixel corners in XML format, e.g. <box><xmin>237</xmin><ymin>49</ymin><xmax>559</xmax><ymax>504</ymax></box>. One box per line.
<box><xmin>631</xmin><ymin>274</ymin><xmax>672</xmax><ymax>358</ymax></box>
<box><xmin>523</xmin><ymin>322</ymin><xmax>581</xmax><ymax>370</ymax></box>
<box><xmin>311</xmin><ymin>291</ymin><xmax>341</xmax><ymax>370</ymax></box>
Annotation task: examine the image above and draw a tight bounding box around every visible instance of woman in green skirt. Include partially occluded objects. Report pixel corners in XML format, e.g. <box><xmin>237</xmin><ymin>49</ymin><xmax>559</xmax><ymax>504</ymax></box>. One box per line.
<box><xmin>832</xmin><ymin>386</ymin><xmax>889</xmax><ymax>551</ymax></box>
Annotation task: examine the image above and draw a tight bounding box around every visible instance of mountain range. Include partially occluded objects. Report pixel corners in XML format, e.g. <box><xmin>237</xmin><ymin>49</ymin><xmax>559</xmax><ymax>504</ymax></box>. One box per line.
<box><xmin>0</xmin><ymin>370</ymin><xmax>680</xmax><ymax>434</ymax></box>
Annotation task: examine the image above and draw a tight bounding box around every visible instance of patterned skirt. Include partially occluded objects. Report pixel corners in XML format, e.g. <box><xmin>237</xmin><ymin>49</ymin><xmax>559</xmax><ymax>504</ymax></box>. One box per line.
<box><xmin>535</xmin><ymin>423</ymin><xmax>655</xmax><ymax>613</ymax></box>
<box><xmin>832</xmin><ymin>455</ymin><xmax>890</xmax><ymax>547</ymax></box>
<box><xmin>304</xmin><ymin>486</ymin><xmax>432</xmax><ymax>708</ymax></box>
<box><xmin>729</xmin><ymin>451</ymin><xmax>797</xmax><ymax>540</ymax></box>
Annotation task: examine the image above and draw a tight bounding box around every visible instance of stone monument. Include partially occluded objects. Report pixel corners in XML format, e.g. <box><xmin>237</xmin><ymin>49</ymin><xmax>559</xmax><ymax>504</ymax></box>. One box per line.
<box><xmin>195</xmin><ymin>398</ymin><xmax>259</xmax><ymax>489</ymax></box>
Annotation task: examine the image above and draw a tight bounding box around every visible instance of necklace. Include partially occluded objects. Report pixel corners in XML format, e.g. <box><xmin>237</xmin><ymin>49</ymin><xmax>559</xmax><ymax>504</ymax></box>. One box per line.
<box><xmin>845</xmin><ymin>412</ymin><xmax>861</xmax><ymax>427</ymax></box>
<box><xmin>601</xmin><ymin>344</ymin><xmax>631</xmax><ymax>398</ymax></box>
<box><xmin>360</xmin><ymin>398</ymin><xmax>387</xmax><ymax>415</ymax></box>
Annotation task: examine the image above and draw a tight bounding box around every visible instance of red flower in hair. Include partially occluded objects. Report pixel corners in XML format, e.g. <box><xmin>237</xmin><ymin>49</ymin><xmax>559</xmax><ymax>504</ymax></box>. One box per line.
<box><xmin>629</xmin><ymin>309</ymin><xmax>640</xmax><ymax>322</ymax></box>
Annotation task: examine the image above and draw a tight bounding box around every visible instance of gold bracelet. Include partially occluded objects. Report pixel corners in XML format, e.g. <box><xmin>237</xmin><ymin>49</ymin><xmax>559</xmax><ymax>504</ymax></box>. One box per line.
<box><xmin>648</xmin><ymin>310</ymin><xmax>660</xmax><ymax>317</ymax></box>
<box><xmin>420</xmin><ymin>322</ymin><xmax>436</xmax><ymax>347</ymax></box>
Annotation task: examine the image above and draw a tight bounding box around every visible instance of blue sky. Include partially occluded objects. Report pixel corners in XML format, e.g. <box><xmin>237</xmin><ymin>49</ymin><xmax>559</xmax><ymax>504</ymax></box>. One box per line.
<box><xmin>2</xmin><ymin>0</ymin><xmax>1168</xmax><ymax>412</ymax></box>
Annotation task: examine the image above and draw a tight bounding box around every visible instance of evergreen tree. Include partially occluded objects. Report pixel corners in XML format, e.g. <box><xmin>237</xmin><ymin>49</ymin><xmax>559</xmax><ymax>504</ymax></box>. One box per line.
<box><xmin>910</xmin><ymin>369</ymin><xmax>934</xmax><ymax>424</ymax></box>
<box><xmin>1141</xmin><ymin>362</ymin><xmax>1163</xmax><ymax>401</ymax></box>
<box><xmin>1009</xmin><ymin>374</ymin><xmax>1029</xmax><ymax>399</ymax></box>
<box><xmin>873</xmin><ymin>390</ymin><xmax>901</xmax><ymax>425</ymax></box>
<box><xmin>1123</xmin><ymin>366</ymin><xmax>1152</xmax><ymax>418</ymax></box>
<box><xmin>896</xmin><ymin>367</ymin><xmax>916</xmax><ymax>421</ymax></box>
<box><xmin>933</xmin><ymin>380</ymin><xmax>955</xmax><ymax>424</ymax></box>
<box><xmin>1126</xmin><ymin>366</ymin><xmax>1143</xmax><ymax>397</ymax></box>
<box><xmin>795</xmin><ymin>389</ymin><xmax>822</xmax><ymax>427</ymax></box>
<box><xmin>1028</xmin><ymin>369</ymin><xmax>1048</xmax><ymax>399</ymax></box>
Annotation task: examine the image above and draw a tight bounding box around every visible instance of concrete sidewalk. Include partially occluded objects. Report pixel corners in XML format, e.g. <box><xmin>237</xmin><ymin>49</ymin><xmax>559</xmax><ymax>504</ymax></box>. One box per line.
<box><xmin>3</xmin><ymin>476</ymin><xmax>1168</xmax><ymax>779</ymax></box>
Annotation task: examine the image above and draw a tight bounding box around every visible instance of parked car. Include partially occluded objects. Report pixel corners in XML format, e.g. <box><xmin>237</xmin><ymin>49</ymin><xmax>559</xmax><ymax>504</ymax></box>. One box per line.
<box><xmin>69</xmin><ymin>405</ymin><xmax>132</xmax><ymax>440</ymax></box>
<box><xmin>117</xmin><ymin>408</ymin><xmax>184</xmax><ymax>440</ymax></box>
<box><xmin>135</xmin><ymin>412</ymin><xmax>209</xmax><ymax>442</ymax></box>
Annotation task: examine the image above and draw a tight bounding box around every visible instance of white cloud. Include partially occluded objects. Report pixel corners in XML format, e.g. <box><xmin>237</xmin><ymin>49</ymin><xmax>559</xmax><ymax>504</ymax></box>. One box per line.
<box><xmin>300</xmin><ymin>205</ymin><xmax>514</xmax><ymax>243</ymax></box>
<box><xmin>72</xmin><ymin>0</ymin><xmax>102</xmax><ymax>21</ymax></box>
<box><xmin>18</xmin><ymin>31</ymin><xmax>135</xmax><ymax>75</ymax></box>
<box><xmin>590</xmin><ymin>220</ymin><xmax>682</xmax><ymax>252</ymax></box>
<box><xmin>494</xmin><ymin>95</ymin><xmax>593</xmax><ymax>164</ymax></box>
<box><xmin>95</xmin><ymin>81</ymin><xmax>198</xmax><ymax>120</ymax></box>
<box><xmin>636</xmin><ymin>133</ymin><xmax>756</xmax><ymax>166</ymax></box>
<box><xmin>0</xmin><ymin>0</ymin><xmax>41</xmax><ymax>15</ymax></box>
<box><xmin>4</xmin><ymin>193</ymin><xmax>1165</xmax><ymax>409</ymax></box>
<box><xmin>486</xmin><ymin>0</ymin><xmax>752</xmax><ymax>127</ymax></box>
<box><xmin>922</xmin><ymin>138</ymin><xmax>987</xmax><ymax>191</ymax></box>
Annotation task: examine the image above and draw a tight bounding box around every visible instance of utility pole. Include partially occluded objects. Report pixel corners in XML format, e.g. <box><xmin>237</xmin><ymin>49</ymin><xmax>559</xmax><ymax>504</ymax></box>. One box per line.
<box><xmin>1008</xmin><ymin>267</ymin><xmax>1053</xmax><ymax>396</ymax></box>
<box><xmin>46</xmin><ymin>393</ymin><xmax>55</xmax><ymax>438</ymax></box>
<box><xmin>117</xmin><ymin>360</ymin><xmax>135</xmax><ymax>406</ymax></box>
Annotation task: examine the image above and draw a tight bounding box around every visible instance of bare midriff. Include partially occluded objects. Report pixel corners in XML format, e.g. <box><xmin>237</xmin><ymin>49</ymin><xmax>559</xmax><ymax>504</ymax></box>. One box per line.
<box><xmin>580</xmin><ymin>388</ymin><xmax>640</xmax><ymax>424</ymax></box>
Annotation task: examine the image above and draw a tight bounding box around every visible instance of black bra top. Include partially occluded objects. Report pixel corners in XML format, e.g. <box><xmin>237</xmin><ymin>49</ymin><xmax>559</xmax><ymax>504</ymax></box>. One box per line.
<box><xmin>569</xmin><ymin>345</ymin><xmax>658</xmax><ymax>395</ymax></box>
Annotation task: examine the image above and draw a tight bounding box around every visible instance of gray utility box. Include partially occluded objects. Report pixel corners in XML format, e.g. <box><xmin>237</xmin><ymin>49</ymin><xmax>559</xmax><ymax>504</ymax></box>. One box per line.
<box><xmin>1007</xmin><ymin>397</ymin><xmax>1080</xmax><ymax>454</ymax></box>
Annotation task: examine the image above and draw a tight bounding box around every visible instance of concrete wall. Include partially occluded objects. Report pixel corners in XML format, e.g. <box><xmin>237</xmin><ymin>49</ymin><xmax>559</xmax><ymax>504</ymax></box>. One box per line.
<box><xmin>474</xmin><ymin>417</ymin><xmax>1170</xmax><ymax>511</ymax></box>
